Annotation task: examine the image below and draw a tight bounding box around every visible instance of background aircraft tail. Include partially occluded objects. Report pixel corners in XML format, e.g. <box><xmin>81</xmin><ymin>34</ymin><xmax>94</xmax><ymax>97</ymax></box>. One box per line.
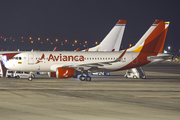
<box><xmin>87</xmin><ymin>20</ymin><xmax>126</xmax><ymax>51</ymax></box>
<box><xmin>127</xmin><ymin>20</ymin><xmax>169</xmax><ymax>53</ymax></box>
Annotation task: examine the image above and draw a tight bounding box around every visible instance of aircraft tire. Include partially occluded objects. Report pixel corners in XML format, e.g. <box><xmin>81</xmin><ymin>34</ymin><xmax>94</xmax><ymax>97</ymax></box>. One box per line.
<box><xmin>28</xmin><ymin>77</ymin><xmax>33</xmax><ymax>81</ymax></box>
<box><xmin>79</xmin><ymin>76</ymin><xmax>85</xmax><ymax>81</ymax></box>
<box><xmin>86</xmin><ymin>76</ymin><xmax>91</xmax><ymax>81</ymax></box>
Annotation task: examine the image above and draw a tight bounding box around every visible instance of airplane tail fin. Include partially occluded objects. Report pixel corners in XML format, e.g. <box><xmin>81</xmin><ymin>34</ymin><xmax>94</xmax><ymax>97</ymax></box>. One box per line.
<box><xmin>87</xmin><ymin>20</ymin><xmax>126</xmax><ymax>51</ymax></box>
<box><xmin>128</xmin><ymin>20</ymin><xmax>170</xmax><ymax>53</ymax></box>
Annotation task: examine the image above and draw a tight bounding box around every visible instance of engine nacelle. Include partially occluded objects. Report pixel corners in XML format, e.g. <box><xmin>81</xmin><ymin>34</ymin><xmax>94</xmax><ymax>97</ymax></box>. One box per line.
<box><xmin>56</xmin><ymin>67</ymin><xmax>75</xmax><ymax>78</ymax></box>
<box><xmin>48</xmin><ymin>67</ymin><xmax>78</xmax><ymax>78</ymax></box>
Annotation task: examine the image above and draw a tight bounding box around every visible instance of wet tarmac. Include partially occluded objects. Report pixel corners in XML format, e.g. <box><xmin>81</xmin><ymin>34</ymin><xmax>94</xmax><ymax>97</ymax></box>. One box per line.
<box><xmin>0</xmin><ymin>62</ymin><xmax>180</xmax><ymax>120</ymax></box>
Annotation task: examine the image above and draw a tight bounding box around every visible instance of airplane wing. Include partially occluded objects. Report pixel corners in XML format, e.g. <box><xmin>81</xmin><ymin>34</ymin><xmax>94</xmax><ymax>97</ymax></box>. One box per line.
<box><xmin>56</xmin><ymin>49</ymin><xmax>127</xmax><ymax>71</ymax></box>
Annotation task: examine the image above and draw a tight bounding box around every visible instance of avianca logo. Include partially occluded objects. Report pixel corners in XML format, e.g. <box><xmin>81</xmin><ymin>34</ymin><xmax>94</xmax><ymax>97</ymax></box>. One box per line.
<box><xmin>35</xmin><ymin>54</ymin><xmax>84</xmax><ymax>64</ymax></box>
<box><xmin>35</xmin><ymin>54</ymin><xmax>45</xmax><ymax>64</ymax></box>
<box><xmin>63</xmin><ymin>70</ymin><xmax>68</xmax><ymax>77</ymax></box>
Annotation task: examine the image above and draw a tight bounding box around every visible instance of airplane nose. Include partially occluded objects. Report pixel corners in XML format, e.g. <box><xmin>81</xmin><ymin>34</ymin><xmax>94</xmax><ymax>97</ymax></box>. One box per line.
<box><xmin>4</xmin><ymin>61</ymin><xmax>12</xmax><ymax>69</ymax></box>
<box><xmin>4</xmin><ymin>61</ymin><xmax>9</xmax><ymax>68</ymax></box>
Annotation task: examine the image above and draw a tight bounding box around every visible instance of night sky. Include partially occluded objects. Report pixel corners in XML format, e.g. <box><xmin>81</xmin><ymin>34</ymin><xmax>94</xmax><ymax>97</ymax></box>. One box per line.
<box><xmin>0</xmin><ymin>0</ymin><xmax>180</xmax><ymax>51</ymax></box>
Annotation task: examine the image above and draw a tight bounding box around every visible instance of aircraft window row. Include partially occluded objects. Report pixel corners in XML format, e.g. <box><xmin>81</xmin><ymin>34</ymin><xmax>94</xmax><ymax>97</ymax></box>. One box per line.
<box><xmin>12</xmin><ymin>57</ymin><xmax>22</xmax><ymax>60</ymax></box>
<box><xmin>84</xmin><ymin>58</ymin><xmax>116</xmax><ymax>60</ymax></box>
<box><xmin>35</xmin><ymin>57</ymin><xmax>125</xmax><ymax>61</ymax></box>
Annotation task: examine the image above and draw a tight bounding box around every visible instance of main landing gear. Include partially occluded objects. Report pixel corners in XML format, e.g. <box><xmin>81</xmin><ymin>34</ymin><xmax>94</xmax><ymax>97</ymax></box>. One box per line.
<box><xmin>79</xmin><ymin>70</ymin><xmax>91</xmax><ymax>81</ymax></box>
<box><xmin>79</xmin><ymin>75</ymin><xmax>91</xmax><ymax>81</ymax></box>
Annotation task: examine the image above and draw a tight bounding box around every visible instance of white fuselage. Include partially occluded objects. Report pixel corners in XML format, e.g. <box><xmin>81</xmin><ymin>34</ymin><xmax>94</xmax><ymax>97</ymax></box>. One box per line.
<box><xmin>5</xmin><ymin>51</ymin><xmax>142</xmax><ymax>73</ymax></box>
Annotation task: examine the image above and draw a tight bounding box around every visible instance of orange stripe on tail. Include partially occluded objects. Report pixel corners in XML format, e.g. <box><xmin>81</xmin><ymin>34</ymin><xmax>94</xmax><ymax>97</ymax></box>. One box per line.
<box><xmin>117</xmin><ymin>20</ymin><xmax>126</xmax><ymax>24</ymax></box>
<box><xmin>140</xmin><ymin>21</ymin><xmax>169</xmax><ymax>53</ymax></box>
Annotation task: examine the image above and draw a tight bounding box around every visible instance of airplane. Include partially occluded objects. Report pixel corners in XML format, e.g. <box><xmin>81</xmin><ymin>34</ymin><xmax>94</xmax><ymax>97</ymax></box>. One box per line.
<box><xmin>5</xmin><ymin>20</ymin><xmax>171</xmax><ymax>81</ymax></box>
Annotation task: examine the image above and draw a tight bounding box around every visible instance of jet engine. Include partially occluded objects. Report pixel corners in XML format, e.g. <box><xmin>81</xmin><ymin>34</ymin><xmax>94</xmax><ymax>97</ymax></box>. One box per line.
<box><xmin>56</xmin><ymin>67</ymin><xmax>75</xmax><ymax>78</ymax></box>
<box><xmin>48</xmin><ymin>67</ymin><xmax>78</xmax><ymax>78</ymax></box>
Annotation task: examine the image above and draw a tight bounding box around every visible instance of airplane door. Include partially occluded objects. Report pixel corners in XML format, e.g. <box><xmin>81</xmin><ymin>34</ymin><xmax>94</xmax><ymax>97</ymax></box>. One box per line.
<box><xmin>132</xmin><ymin>54</ymin><xmax>138</xmax><ymax>64</ymax></box>
<box><xmin>28</xmin><ymin>53</ymin><xmax>34</xmax><ymax>65</ymax></box>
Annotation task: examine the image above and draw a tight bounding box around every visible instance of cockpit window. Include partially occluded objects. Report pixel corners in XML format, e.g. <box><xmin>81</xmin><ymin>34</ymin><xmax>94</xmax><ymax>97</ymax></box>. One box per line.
<box><xmin>12</xmin><ymin>56</ymin><xmax>22</xmax><ymax>60</ymax></box>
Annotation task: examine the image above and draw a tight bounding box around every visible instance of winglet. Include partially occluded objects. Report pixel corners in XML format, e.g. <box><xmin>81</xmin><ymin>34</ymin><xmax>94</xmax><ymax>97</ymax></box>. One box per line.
<box><xmin>53</xmin><ymin>46</ymin><xmax>57</xmax><ymax>51</ymax></box>
<box><xmin>76</xmin><ymin>47</ymin><xmax>80</xmax><ymax>51</ymax></box>
<box><xmin>85</xmin><ymin>48</ymin><xmax>89</xmax><ymax>52</ymax></box>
